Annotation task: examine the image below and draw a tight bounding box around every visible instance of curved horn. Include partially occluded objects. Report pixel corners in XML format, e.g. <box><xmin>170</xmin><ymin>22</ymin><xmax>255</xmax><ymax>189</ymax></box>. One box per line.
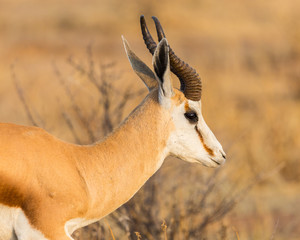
<box><xmin>140</xmin><ymin>15</ymin><xmax>157</xmax><ymax>55</ymax></box>
<box><xmin>140</xmin><ymin>15</ymin><xmax>202</xmax><ymax>101</ymax></box>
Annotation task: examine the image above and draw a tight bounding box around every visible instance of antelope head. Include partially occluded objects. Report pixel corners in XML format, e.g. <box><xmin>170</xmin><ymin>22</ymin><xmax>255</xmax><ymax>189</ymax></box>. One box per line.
<box><xmin>123</xmin><ymin>16</ymin><xmax>226</xmax><ymax>167</ymax></box>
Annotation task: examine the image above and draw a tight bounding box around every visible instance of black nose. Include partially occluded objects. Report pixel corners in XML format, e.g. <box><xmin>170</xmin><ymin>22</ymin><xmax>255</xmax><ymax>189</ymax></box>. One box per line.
<box><xmin>220</xmin><ymin>151</ymin><xmax>226</xmax><ymax>159</ymax></box>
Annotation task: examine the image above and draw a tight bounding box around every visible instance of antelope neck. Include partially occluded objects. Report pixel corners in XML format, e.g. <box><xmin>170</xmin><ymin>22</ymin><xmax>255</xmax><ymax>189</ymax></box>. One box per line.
<box><xmin>75</xmin><ymin>91</ymin><xmax>173</xmax><ymax>220</ymax></box>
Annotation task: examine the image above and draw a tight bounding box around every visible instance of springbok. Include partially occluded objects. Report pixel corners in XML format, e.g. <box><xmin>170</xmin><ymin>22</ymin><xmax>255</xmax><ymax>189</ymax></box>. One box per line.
<box><xmin>0</xmin><ymin>16</ymin><xmax>226</xmax><ymax>240</ymax></box>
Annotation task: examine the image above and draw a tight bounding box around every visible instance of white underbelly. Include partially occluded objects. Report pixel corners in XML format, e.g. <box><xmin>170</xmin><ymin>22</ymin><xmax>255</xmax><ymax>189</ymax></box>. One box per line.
<box><xmin>0</xmin><ymin>204</ymin><xmax>48</xmax><ymax>240</ymax></box>
<box><xmin>0</xmin><ymin>204</ymin><xmax>16</xmax><ymax>240</ymax></box>
<box><xmin>65</xmin><ymin>217</ymin><xmax>100</xmax><ymax>237</ymax></box>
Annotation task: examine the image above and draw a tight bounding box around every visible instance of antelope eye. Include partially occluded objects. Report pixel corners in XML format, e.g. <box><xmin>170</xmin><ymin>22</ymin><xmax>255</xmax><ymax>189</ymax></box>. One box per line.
<box><xmin>184</xmin><ymin>111</ymin><xmax>198</xmax><ymax>123</ymax></box>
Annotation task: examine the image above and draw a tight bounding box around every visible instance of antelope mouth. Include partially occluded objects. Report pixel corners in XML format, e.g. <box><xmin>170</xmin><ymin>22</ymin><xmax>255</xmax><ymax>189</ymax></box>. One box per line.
<box><xmin>209</xmin><ymin>157</ymin><xmax>222</xmax><ymax>166</ymax></box>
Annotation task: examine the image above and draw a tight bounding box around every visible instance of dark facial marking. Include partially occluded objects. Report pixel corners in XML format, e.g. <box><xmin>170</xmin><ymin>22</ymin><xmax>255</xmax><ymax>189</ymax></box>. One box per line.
<box><xmin>194</xmin><ymin>126</ymin><xmax>215</xmax><ymax>156</ymax></box>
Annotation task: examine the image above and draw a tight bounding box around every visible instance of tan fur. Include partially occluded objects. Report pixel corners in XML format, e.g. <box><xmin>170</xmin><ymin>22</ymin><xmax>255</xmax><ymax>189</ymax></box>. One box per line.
<box><xmin>172</xmin><ymin>90</ymin><xmax>186</xmax><ymax>106</ymax></box>
<box><xmin>184</xmin><ymin>101</ymin><xmax>190</xmax><ymax>112</ymax></box>
<box><xmin>0</xmin><ymin>90</ymin><xmax>177</xmax><ymax>239</ymax></box>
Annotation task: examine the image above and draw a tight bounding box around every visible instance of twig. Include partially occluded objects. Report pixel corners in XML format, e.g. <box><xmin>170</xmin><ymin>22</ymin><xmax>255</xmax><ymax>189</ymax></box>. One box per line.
<box><xmin>104</xmin><ymin>220</ymin><xmax>116</xmax><ymax>240</ymax></box>
<box><xmin>270</xmin><ymin>218</ymin><xmax>279</xmax><ymax>240</ymax></box>
<box><xmin>62</xmin><ymin>112</ymin><xmax>82</xmax><ymax>144</ymax></box>
<box><xmin>10</xmin><ymin>64</ymin><xmax>38</xmax><ymax>127</ymax></box>
<box><xmin>135</xmin><ymin>232</ymin><xmax>142</xmax><ymax>240</ymax></box>
<box><xmin>232</xmin><ymin>226</ymin><xmax>240</xmax><ymax>240</ymax></box>
<box><xmin>199</xmin><ymin>162</ymin><xmax>285</xmax><ymax>231</ymax></box>
<box><xmin>52</xmin><ymin>62</ymin><xmax>96</xmax><ymax>142</ymax></box>
<box><xmin>161</xmin><ymin>220</ymin><xmax>168</xmax><ymax>240</ymax></box>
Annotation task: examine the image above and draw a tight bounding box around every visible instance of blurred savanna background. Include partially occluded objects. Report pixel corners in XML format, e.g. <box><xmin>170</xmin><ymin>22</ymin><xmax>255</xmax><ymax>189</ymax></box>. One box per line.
<box><xmin>0</xmin><ymin>0</ymin><xmax>299</xmax><ymax>239</ymax></box>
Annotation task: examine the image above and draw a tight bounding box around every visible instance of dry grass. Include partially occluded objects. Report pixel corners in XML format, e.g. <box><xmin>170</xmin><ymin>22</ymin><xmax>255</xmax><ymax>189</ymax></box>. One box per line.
<box><xmin>1</xmin><ymin>0</ymin><xmax>300</xmax><ymax>239</ymax></box>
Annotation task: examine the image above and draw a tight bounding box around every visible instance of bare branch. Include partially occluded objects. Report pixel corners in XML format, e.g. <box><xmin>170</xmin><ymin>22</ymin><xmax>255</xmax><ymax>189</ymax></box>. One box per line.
<box><xmin>67</xmin><ymin>56</ymin><xmax>87</xmax><ymax>75</ymax></box>
<box><xmin>52</xmin><ymin>62</ymin><xmax>96</xmax><ymax>143</ymax></box>
<box><xmin>10</xmin><ymin>64</ymin><xmax>38</xmax><ymax>127</ymax></box>
<box><xmin>198</xmin><ymin>162</ymin><xmax>285</xmax><ymax>231</ymax></box>
<box><xmin>62</xmin><ymin>112</ymin><xmax>82</xmax><ymax>144</ymax></box>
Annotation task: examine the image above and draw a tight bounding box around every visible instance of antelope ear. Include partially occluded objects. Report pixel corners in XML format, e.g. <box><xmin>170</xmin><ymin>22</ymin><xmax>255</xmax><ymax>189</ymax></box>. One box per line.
<box><xmin>153</xmin><ymin>38</ymin><xmax>174</xmax><ymax>98</ymax></box>
<box><xmin>122</xmin><ymin>36</ymin><xmax>158</xmax><ymax>91</ymax></box>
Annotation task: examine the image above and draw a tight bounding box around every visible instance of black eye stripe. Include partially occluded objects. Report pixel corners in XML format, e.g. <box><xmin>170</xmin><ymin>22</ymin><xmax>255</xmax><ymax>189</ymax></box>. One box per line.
<box><xmin>184</xmin><ymin>111</ymin><xmax>198</xmax><ymax>123</ymax></box>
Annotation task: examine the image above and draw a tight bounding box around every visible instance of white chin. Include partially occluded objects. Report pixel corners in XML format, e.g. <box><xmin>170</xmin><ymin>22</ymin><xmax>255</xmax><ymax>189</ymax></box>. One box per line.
<box><xmin>197</xmin><ymin>159</ymin><xmax>220</xmax><ymax>168</ymax></box>
<box><xmin>180</xmin><ymin>156</ymin><xmax>220</xmax><ymax>168</ymax></box>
